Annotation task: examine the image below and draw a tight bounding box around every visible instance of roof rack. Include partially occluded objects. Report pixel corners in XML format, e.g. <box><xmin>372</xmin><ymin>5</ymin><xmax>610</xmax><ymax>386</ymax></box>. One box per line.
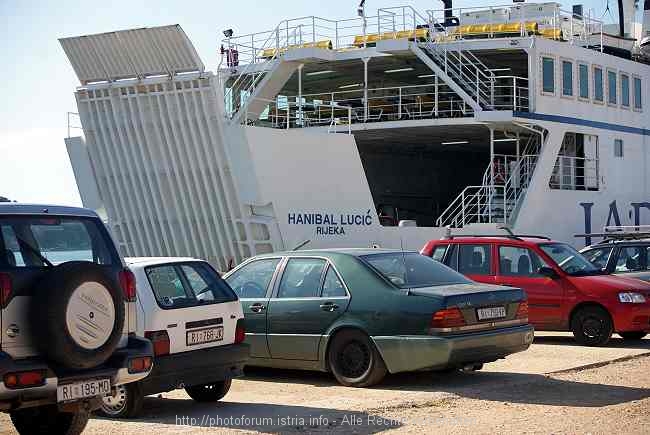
<box><xmin>443</xmin><ymin>225</ymin><xmax>551</xmax><ymax>241</ymax></box>
<box><xmin>444</xmin><ymin>234</ymin><xmax>551</xmax><ymax>241</ymax></box>
<box><xmin>575</xmin><ymin>225</ymin><xmax>650</xmax><ymax>243</ymax></box>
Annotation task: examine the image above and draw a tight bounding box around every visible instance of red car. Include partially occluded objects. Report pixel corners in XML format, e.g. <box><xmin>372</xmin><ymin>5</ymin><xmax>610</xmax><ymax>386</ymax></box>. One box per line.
<box><xmin>421</xmin><ymin>235</ymin><xmax>650</xmax><ymax>346</ymax></box>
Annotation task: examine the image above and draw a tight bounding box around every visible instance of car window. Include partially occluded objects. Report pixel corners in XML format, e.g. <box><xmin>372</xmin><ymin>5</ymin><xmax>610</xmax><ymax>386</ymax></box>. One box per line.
<box><xmin>498</xmin><ymin>246</ymin><xmax>550</xmax><ymax>277</ymax></box>
<box><xmin>180</xmin><ymin>263</ymin><xmax>237</xmax><ymax>303</ymax></box>
<box><xmin>582</xmin><ymin>246</ymin><xmax>613</xmax><ymax>269</ymax></box>
<box><xmin>277</xmin><ymin>258</ymin><xmax>327</xmax><ymax>298</ymax></box>
<box><xmin>146</xmin><ymin>265</ymin><xmax>191</xmax><ymax>308</ymax></box>
<box><xmin>362</xmin><ymin>252</ymin><xmax>470</xmax><ymax>288</ymax></box>
<box><xmin>2</xmin><ymin>226</ymin><xmax>25</xmax><ymax>266</ymax></box>
<box><xmin>225</xmin><ymin>258</ymin><xmax>281</xmax><ymax>298</ymax></box>
<box><xmin>321</xmin><ymin>266</ymin><xmax>346</xmax><ymax>297</ymax></box>
<box><xmin>0</xmin><ymin>217</ymin><xmax>114</xmax><ymax>267</ymax></box>
<box><xmin>458</xmin><ymin>244</ymin><xmax>492</xmax><ymax>275</ymax></box>
<box><xmin>431</xmin><ymin>245</ymin><xmax>448</xmax><ymax>262</ymax></box>
<box><xmin>615</xmin><ymin>247</ymin><xmax>645</xmax><ymax>272</ymax></box>
<box><xmin>445</xmin><ymin>245</ymin><xmax>458</xmax><ymax>269</ymax></box>
<box><xmin>539</xmin><ymin>243</ymin><xmax>599</xmax><ymax>276</ymax></box>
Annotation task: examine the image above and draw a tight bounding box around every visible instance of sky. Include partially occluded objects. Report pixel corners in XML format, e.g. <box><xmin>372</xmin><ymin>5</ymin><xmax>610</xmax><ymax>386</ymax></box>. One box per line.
<box><xmin>0</xmin><ymin>0</ymin><xmax>620</xmax><ymax>206</ymax></box>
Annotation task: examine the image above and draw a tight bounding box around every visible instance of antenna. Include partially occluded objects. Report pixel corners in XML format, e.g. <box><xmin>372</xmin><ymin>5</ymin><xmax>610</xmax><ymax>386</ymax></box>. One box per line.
<box><xmin>292</xmin><ymin>239</ymin><xmax>311</xmax><ymax>251</ymax></box>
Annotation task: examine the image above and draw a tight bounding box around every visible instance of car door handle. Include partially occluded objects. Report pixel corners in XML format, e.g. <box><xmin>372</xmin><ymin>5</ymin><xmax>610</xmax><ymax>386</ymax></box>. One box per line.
<box><xmin>248</xmin><ymin>303</ymin><xmax>266</xmax><ymax>313</ymax></box>
<box><xmin>320</xmin><ymin>302</ymin><xmax>339</xmax><ymax>312</ymax></box>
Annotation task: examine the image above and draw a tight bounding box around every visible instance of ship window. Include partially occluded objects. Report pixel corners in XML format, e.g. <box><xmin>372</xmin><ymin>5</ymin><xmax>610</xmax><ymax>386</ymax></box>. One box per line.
<box><xmin>578</xmin><ymin>64</ymin><xmax>589</xmax><ymax>99</ymax></box>
<box><xmin>634</xmin><ymin>77</ymin><xmax>642</xmax><ymax>109</ymax></box>
<box><xmin>562</xmin><ymin>60</ymin><xmax>573</xmax><ymax>96</ymax></box>
<box><xmin>542</xmin><ymin>57</ymin><xmax>555</xmax><ymax>93</ymax></box>
<box><xmin>614</xmin><ymin>139</ymin><xmax>624</xmax><ymax>158</ymax></box>
<box><xmin>594</xmin><ymin>67</ymin><xmax>604</xmax><ymax>102</ymax></box>
<box><xmin>607</xmin><ymin>70</ymin><xmax>617</xmax><ymax>105</ymax></box>
<box><xmin>621</xmin><ymin>74</ymin><xmax>630</xmax><ymax>107</ymax></box>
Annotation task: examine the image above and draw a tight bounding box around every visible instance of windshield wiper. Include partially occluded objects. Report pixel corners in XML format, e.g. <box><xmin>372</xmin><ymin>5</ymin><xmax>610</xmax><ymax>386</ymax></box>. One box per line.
<box><xmin>16</xmin><ymin>237</ymin><xmax>53</xmax><ymax>267</ymax></box>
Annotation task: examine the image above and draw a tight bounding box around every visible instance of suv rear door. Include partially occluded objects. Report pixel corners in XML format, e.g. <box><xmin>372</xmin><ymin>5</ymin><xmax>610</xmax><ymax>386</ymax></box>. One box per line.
<box><xmin>495</xmin><ymin>244</ymin><xmax>565</xmax><ymax>328</ymax></box>
<box><xmin>144</xmin><ymin>261</ymin><xmax>240</xmax><ymax>354</ymax></box>
<box><xmin>0</xmin><ymin>215</ymin><xmax>123</xmax><ymax>358</ymax></box>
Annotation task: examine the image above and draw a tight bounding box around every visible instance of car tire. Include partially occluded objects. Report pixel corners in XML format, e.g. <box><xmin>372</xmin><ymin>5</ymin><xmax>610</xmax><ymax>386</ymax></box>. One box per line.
<box><xmin>571</xmin><ymin>306</ymin><xmax>613</xmax><ymax>346</ymax></box>
<box><xmin>98</xmin><ymin>382</ymin><xmax>143</xmax><ymax>419</ymax></box>
<box><xmin>328</xmin><ymin>329</ymin><xmax>387</xmax><ymax>387</ymax></box>
<box><xmin>185</xmin><ymin>379</ymin><xmax>232</xmax><ymax>402</ymax></box>
<box><xmin>30</xmin><ymin>262</ymin><xmax>125</xmax><ymax>369</ymax></box>
<box><xmin>619</xmin><ymin>331</ymin><xmax>647</xmax><ymax>340</ymax></box>
<box><xmin>10</xmin><ymin>406</ymin><xmax>90</xmax><ymax>435</ymax></box>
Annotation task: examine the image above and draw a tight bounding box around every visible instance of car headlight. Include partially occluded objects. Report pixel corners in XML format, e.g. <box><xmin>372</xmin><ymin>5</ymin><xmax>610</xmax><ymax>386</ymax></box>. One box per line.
<box><xmin>618</xmin><ymin>292</ymin><xmax>647</xmax><ymax>303</ymax></box>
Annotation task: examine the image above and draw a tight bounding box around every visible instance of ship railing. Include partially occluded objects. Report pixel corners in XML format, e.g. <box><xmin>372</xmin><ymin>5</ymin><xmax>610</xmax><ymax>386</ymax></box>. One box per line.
<box><xmin>426</xmin><ymin>2</ymin><xmax>603</xmax><ymax>51</ymax></box>
<box><xmin>243</xmin><ymin>96</ymin><xmax>353</xmax><ymax>134</ymax></box>
<box><xmin>221</xmin><ymin>2</ymin><xmax>605</xmax><ymax>71</ymax></box>
<box><xmin>437</xmin><ymin>153</ymin><xmax>539</xmax><ymax>227</ymax></box>
<box><xmin>242</xmin><ymin>78</ymin><xmax>528</xmax><ymax>128</ymax></box>
<box><xmin>222</xmin><ymin>22</ymin><xmax>303</xmax><ymax>119</ymax></box>
<box><xmin>270</xmin><ymin>83</ymin><xmax>475</xmax><ymax>125</ymax></box>
<box><xmin>492</xmin><ymin>76</ymin><xmax>529</xmax><ymax>111</ymax></box>
<box><xmin>549</xmin><ymin>155</ymin><xmax>600</xmax><ymax>191</ymax></box>
<box><xmin>376</xmin><ymin>6</ymin><xmax>431</xmax><ymax>35</ymax></box>
<box><xmin>296</xmin><ymin>78</ymin><xmax>526</xmax><ymax>118</ymax></box>
<box><xmin>436</xmin><ymin>185</ymin><xmax>508</xmax><ymax>228</ymax></box>
<box><xmin>221</xmin><ymin>6</ymin><xmax>430</xmax><ymax>68</ymax></box>
<box><xmin>67</xmin><ymin>112</ymin><xmax>83</xmax><ymax>139</ymax></box>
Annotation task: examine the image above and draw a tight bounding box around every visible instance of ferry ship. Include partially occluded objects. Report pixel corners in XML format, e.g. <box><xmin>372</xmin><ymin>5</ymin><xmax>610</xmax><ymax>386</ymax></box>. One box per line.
<box><xmin>60</xmin><ymin>1</ymin><xmax>650</xmax><ymax>270</ymax></box>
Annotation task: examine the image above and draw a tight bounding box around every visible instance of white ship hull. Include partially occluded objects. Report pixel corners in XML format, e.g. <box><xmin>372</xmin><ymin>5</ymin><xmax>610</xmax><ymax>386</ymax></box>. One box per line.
<box><xmin>60</xmin><ymin>4</ymin><xmax>650</xmax><ymax>269</ymax></box>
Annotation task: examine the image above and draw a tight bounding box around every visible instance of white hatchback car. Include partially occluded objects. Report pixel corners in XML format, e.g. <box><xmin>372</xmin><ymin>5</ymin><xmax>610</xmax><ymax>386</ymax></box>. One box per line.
<box><xmin>100</xmin><ymin>257</ymin><xmax>249</xmax><ymax>418</ymax></box>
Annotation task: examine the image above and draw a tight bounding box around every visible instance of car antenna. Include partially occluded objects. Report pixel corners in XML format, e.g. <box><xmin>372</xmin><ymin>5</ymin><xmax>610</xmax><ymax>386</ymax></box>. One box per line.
<box><xmin>399</xmin><ymin>235</ymin><xmax>411</xmax><ymax>295</ymax></box>
<box><xmin>497</xmin><ymin>224</ymin><xmax>515</xmax><ymax>237</ymax></box>
<box><xmin>292</xmin><ymin>239</ymin><xmax>311</xmax><ymax>251</ymax></box>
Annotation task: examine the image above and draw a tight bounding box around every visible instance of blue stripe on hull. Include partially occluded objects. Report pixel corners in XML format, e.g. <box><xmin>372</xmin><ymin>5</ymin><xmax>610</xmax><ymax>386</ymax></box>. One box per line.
<box><xmin>513</xmin><ymin>111</ymin><xmax>650</xmax><ymax>136</ymax></box>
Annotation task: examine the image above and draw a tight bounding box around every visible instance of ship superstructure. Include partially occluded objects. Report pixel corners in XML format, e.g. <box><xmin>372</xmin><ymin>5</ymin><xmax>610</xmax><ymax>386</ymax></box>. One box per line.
<box><xmin>62</xmin><ymin>2</ymin><xmax>650</xmax><ymax>268</ymax></box>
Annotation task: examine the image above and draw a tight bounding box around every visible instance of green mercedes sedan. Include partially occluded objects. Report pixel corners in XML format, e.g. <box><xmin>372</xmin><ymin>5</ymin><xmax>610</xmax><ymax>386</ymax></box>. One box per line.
<box><xmin>223</xmin><ymin>249</ymin><xmax>533</xmax><ymax>387</ymax></box>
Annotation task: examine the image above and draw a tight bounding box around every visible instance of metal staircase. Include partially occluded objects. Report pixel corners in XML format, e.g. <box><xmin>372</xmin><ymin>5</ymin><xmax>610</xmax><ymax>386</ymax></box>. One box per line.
<box><xmin>436</xmin><ymin>133</ymin><xmax>541</xmax><ymax>227</ymax></box>
<box><xmin>418</xmin><ymin>41</ymin><xmax>496</xmax><ymax>111</ymax></box>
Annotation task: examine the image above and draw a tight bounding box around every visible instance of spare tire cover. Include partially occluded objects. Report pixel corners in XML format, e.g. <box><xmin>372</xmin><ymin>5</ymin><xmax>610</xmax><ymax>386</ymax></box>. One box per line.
<box><xmin>30</xmin><ymin>262</ymin><xmax>125</xmax><ymax>369</ymax></box>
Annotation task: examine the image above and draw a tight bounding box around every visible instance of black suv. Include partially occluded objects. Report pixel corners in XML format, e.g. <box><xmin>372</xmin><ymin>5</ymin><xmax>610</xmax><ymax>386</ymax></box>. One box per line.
<box><xmin>580</xmin><ymin>227</ymin><xmax>650</xmax><ymax>283</ymax></box>
<box><xmin>0</xmin><ymin>204</ymin><xmax>153</xmax><ymax>434</ymax></box>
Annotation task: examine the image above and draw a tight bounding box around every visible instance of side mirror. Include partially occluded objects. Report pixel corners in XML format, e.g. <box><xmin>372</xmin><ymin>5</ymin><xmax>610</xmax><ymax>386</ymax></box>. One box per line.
<box><xmin>538</xmin><ymin>266</ymin><xmax>560</xmax><ymax>279</ymax></box>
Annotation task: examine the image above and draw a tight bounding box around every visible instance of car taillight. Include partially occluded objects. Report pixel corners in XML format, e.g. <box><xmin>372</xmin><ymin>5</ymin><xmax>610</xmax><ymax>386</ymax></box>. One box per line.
<box><xmin>430</xmin><ymin>307</ymin><xmax>466</xmax><ymax>330</ymax></box>
<box><xmin>119</xmin><ymin>269</ymin><xmax>137</xmax><ymax>302</ymax></box>
<box><xmin>0</xmin><ymin>273</ymin><xmax>11</xmax><ymax>308</ymax></box>
<box><xmin>4</xmin><ymin>370</ymin><xmax>46</xmax><ymax>389</ymax></box>
<box><xmin>145</xmin><ymin>330</ymin><xmax>170</xmax><ymax>356</ymax></box>
<box><xmin>515</xmin><ymin>301</ymin><xmax>529</xmax><ymax>320</ymax></box>
<box><xmin>128</xmin><ymin>356</ymin><xmax>153</xmax><ymax>374</ymax></box>
<box><xmin>235</xmin><ymin>319</ymin><xmax>245</xmax><ymax>344</ymax></box>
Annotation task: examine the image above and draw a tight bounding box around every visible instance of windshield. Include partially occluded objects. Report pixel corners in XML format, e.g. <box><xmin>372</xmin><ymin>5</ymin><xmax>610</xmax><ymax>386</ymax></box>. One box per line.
<box><xmin>361</xmin><ymin>252</ymin><xmax>471</xmax><ymax>288</ymax></box>
<box><xmin>539</xmin><ymin>243</ymin><xmax>600</xmax><ymax>276</ymax></box>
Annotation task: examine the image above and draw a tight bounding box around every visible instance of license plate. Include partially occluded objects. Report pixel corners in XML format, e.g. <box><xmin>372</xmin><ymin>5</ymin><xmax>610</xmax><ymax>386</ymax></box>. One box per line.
<box><xmin>57</xmin><ymin>378</ymin><xmax>111</xmax><ymax>402</ymax></box>
<box><xmin>186</xmin><ymin>326</ymin><xmax>224</xmax><ymax>346</ymax></box>
<box><xmin>477</xmin><ymin>306</ymin><xmax>507</xmax><ymax>321</ymax></box>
